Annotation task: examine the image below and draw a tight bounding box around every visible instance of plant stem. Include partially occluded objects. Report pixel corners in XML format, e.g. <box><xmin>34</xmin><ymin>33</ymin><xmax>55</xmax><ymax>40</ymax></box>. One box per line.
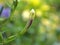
<box><xmin>3</xmin><ymin>9</ymin><xmax>35</xmax><ymax>44</ymax></box>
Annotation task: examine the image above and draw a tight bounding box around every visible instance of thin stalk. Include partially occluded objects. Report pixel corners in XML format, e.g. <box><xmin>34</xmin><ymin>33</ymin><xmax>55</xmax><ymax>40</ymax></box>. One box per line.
<box><xmin>3</xmin><ymin>9</ymin><xmax>35</xmax><ymax>44</ymax></box>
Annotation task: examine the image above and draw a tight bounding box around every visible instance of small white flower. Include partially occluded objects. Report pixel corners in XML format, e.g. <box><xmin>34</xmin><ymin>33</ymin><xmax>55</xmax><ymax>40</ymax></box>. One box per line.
<box><xmin>22</xmin><ymin>10</ymin><xmax>30</xmax><ymax>21</ymax></box>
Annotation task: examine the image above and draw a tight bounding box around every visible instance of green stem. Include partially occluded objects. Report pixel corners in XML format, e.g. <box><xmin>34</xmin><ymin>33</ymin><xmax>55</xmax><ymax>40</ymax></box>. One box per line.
<box><xmin>3</xmin><ymin>9</ymin><xmax>35</xmax><ymax>44</ymax></box>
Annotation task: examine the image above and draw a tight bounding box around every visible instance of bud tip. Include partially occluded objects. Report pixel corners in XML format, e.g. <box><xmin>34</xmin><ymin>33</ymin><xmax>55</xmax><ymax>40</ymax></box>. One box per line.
<box><xmin>30</xmin><ymin>9</ymin><xmax>35</xmax><ymax>14</ymax></box>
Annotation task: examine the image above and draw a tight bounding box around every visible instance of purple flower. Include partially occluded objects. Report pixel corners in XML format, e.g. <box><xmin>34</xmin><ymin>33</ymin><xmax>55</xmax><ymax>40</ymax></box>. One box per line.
<box><xmin>1</xmin><ymin>8</ymin><xmax>11</xmax><ymax>18</ymax></box>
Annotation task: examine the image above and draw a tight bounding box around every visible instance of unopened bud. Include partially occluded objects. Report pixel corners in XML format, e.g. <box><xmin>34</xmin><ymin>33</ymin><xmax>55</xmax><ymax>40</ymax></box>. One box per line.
<box><xmin>30</xmin><ymin>9</ymin><xmax>35</xmax><ymax>14</ymax></box>
<box><xmin>0</xmin><ymin>4</ymin><xmax>3</xmax><ymax>15</ymax></box>
<box><xmin>30</xmin><ymin>9</ymin><xmax>35</xmax><ymax>19</ymax></box>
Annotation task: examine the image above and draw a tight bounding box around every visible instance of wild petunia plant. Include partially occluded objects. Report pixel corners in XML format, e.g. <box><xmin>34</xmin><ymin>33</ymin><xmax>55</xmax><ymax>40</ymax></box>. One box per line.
<box><xmin>0</xmin><ymin>0</ymin><xmax>35</xmax><ymax>44</ymax></box>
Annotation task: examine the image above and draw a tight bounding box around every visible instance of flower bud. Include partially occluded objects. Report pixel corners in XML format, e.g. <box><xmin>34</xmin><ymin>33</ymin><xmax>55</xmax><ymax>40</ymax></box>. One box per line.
<box><xmin>0</xmin><ymin>4</ymin><xmax>3</xmax><ymax>15</ymax></box>
<box><xmin>30</xmin><ymin>9</ymin><xmax>35</xmax><ymax>20</ymax></box>
<box><xmin>30</xmin><ymin>9</ymin><xmax>35</xmax><ymax>14</ymax></box>
<box><xmin>2</xmin><ymin>31</ymin><xmax>7</xmax><ymax>39</ymax></box>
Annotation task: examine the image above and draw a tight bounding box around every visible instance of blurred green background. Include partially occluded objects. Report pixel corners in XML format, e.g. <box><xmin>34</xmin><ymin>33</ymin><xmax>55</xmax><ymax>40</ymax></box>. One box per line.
<box><xmin>0</xmin><ymin>0</ymin><xmax>60</xmax><ymax>45</ymax></box>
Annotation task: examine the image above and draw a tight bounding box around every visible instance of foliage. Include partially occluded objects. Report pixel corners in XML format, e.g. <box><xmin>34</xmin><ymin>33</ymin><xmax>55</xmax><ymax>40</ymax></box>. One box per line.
<box><xmin>0</xmin><ymin>0</ymin><xmax>60</xmax><ymax>45</ymax></box>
